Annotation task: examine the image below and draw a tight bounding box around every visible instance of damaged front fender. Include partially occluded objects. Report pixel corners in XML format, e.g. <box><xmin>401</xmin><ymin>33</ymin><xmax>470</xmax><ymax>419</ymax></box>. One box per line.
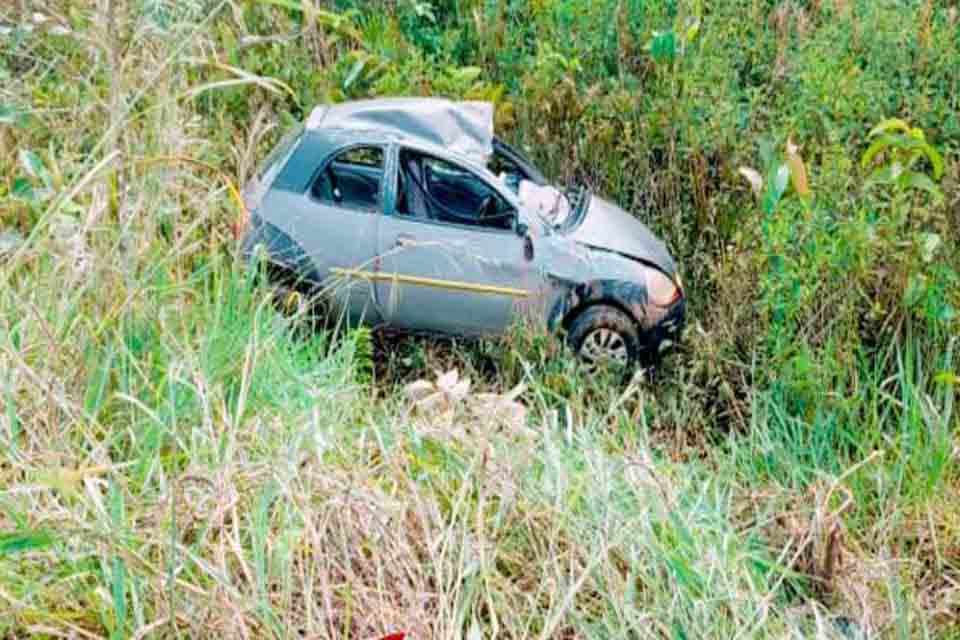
<box><xmin>547</xmin><ymin>277</ymin><xmax>651</xmax><ymax>332</ymax></box>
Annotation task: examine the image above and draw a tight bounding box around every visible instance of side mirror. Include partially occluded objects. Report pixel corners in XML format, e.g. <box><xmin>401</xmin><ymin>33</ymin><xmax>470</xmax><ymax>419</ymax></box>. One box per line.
<box><xmin>516</xmin><ymin>222</ymin><xmax>534</xmax><ymax>261</ymax></box>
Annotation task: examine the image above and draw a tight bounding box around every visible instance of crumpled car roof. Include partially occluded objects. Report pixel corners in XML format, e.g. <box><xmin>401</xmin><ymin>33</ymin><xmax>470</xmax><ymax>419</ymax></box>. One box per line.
<box><xmin>306</xmin><ymin>98</ymin><xmax>495</xmax><ymax>163</ymax></box>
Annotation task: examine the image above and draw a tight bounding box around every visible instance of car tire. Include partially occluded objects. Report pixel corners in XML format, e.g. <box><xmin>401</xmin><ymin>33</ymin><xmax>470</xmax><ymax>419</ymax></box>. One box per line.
<box><xmin>566</xmin><ymin>305</ymin><xmax>642</xmax><ymax>373</ymax></box>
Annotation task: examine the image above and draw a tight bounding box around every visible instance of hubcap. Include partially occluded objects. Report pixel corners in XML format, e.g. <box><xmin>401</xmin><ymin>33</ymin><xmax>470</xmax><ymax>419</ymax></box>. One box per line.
<box><xmin>578</xmin><ymin>327</ymin><xmax>629</xmax><ymax>372</ymax></box>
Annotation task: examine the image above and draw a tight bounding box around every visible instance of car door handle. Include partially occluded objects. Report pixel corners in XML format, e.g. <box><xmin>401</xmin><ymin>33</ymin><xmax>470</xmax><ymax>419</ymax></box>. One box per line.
<box><xmin>394</xmin><ymin>233</ymin><xmax>416</xmax><ymax>248</ymax></box>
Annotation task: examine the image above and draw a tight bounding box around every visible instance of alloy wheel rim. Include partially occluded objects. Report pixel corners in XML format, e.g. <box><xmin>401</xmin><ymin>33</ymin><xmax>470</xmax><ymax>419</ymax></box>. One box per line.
<box><xmin>578</xmin><ymin>327</ymin><xmax>629</xmax><ymax>372</ymax></box>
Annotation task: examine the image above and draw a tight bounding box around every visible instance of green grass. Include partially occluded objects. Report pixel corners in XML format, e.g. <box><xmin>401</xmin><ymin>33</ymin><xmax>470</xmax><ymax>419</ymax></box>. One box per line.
<box><xmin>1</xmin><ymin>0</ymin><xmax>958</xmax><ymax>637</ymax></box>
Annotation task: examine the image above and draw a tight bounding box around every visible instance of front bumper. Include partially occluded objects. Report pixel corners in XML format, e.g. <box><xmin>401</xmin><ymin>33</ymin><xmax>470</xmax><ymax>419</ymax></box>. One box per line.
<box><xmin>640</xmin><ymin>295</ymin><xmax>686</xmax><ymax>361</ymax></box>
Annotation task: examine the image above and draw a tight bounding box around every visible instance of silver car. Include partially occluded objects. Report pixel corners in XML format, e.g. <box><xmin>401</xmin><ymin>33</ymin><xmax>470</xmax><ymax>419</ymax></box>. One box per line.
<box><xmin>241</xmin><ymin>98</ymin><xmax>684</xmax><ymax>370</ymax></box>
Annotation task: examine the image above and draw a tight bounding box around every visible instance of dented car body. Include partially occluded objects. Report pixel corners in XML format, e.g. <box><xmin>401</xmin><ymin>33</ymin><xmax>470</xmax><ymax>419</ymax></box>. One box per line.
<box><xmin>242</xmin><ymin>98</ymin><xmax>684</xmax><ymax>369</ymax></box>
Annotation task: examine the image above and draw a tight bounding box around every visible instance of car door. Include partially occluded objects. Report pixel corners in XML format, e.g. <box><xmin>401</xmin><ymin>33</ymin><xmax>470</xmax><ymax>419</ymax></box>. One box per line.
<box><xmin>374</xmin><ymin>146</ymin><xmax>539</xmax><ymax>336</ymax></box>
<box><xmin>264</xmin><ymin>143</ymin><xmax>386</xmax><ymax>324</ymax></box>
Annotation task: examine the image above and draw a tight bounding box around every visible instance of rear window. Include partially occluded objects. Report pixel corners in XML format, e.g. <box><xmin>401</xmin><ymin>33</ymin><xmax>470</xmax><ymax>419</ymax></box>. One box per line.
<box><xmin>256</xmin><ymin>124</ymin><xmax>304</xmax><ymax>180</ymax></box>
<box><xmin>311</xmin><ymin>145</ymin><xmax>385</xmax><ymax>212</ymax></box>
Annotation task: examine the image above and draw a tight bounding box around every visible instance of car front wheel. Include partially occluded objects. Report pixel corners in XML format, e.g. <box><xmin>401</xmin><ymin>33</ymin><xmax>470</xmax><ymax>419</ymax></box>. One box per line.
<box><xmin>566</xmin><ymin>305</ymin><xmax>642</xmax><ymax>373</ymax></box>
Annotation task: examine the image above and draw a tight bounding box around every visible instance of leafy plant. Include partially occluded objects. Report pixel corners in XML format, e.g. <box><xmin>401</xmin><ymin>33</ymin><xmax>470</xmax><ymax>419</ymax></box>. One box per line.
<box><xmin>862</xmin><ymin>118</ymin><xmax>945</xmax><ymax>202</ymax></box>
<box><xmin>859</xmin><ymin>118</ymin><xmax>955</xmax><ymax>326</ymax></box>
<box><xmin>347</xmin><ymin>325</ymin><xmax>374</xmax><ymax>385</ymax></box>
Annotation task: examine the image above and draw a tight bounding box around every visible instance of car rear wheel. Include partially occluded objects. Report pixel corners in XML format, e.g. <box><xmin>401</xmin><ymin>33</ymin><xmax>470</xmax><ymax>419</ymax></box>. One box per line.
<box><xmin>567</xmin><ymin>305</ymin><xmax>642</xmax><ymax>373</ymax></box>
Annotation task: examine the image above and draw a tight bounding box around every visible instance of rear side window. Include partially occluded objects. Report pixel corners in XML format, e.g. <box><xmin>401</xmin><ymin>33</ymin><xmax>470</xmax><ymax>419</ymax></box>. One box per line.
<box><xmin>311</xmin><ymin>145</ymin><xmax>385</xmax><ymax>213</ymax></box>
<box><xmin>245</xmin><ymin>125</ymin><xmax>304</xmax><ymax>211</ymax></box>
<box><xmin>256</xmin><ymin>124</ymin><xmax>303</xmax><ymax>181</ymax></box>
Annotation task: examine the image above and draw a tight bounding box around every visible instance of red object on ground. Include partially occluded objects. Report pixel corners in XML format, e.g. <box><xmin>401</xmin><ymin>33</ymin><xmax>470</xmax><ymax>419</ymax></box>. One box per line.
<box><xmin>382</xmin><ymin>634</ymin><xmax>406</xmax><ymax>640</ymax></box>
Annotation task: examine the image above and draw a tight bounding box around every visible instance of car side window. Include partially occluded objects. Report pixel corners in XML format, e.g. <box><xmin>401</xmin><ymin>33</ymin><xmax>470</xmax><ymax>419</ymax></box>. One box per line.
<box><xmin>396</xmin><ymin>149</ymin><xmax>515</xmax><ymax>231</ymax></box>
<box><xmin>311</xmin><ymin>145</ymin><xmax>384</xmax><ymax>213</ymax></box>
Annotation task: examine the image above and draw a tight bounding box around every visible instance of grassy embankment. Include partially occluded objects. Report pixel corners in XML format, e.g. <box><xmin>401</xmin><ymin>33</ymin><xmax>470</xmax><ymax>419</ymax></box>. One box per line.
<box><xmin>1</xmin><ymin>1</ymin><xmax>958</xmax><ymax>637</ymax></box>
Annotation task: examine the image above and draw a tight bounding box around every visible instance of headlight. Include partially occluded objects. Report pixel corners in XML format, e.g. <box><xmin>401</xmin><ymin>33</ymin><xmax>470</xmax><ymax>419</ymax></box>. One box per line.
<box><xmin>647</xmin><ymin>268</ymin><xmax>682</xmax><ymax>307</ymax></box>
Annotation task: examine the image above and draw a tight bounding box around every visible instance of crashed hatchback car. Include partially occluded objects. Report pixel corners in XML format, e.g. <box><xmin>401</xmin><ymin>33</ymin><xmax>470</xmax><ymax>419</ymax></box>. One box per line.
<box><xmin>241</xmin><ymin>98</ymin><xmax>684</xmax><ymax>370</ymax></box>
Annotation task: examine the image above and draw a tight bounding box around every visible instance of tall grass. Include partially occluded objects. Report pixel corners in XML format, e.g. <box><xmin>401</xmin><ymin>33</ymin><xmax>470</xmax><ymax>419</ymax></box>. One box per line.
<box><xmin>1</xmin><ymin>1</ymin><xmax>958</xmax><ymax>638</ymax></box>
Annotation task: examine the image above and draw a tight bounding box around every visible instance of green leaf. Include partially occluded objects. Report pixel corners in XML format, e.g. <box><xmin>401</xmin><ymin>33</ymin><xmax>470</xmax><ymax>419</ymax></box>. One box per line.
<box><xmin>0</xmin><ymin>530</ymin><xmax>55</xmax><ymax>556</ymax></box>
<box><xmin>19</xmin><ymin>149</ymin><xmax>50</xmax><ymax>187</ymax></box>
<box><xmin>934</xmin><ymin>371</ymin><xmax>960</xmax><ymax>386</ymax></box>
<box><xmin>12</xmin><ymin>177</ymin><xmax>35</xmax><ymax>202</ymax></box>
<box><xmin>758</xmin><ymin>137</ymin><xmax>776</xmax><ymax>173</ymax></box>
<box><xmin>867</xmin><ymin>118</ymin><xmax>911</xmax><ymax>139</ymax></box>
<box><xmin>111</xmin><ymin>555</ymin><xmax>127</xmax><ymax>640</ymax></box>
<box><xmin>762</xmin><ymin>163</ymin><xmax>790</xmax><ymax>214</ymax></box>
<box><xmin>109</xmin><ymin>482</ymin><xmax>127</xmax><ymax>640</ymax></box>
<box><xmin>768</xmin><ymin>254</ymin><xmax>785</xmax><ymax>274</ymax></box>
<box><xmin>650</xmin><ymin>30</ymin><xmax>677</xmax><ymax>64</ymax></box>
<box><xmin>452</xmin><ymin>66</ymin><xmax>482</xmax><ymax>82</ymax></box>
<box><xmin>343</xmin><ymin>57</ymin><xmax>366</xmax><ymax>90</ymax></box>
<box><xmin>921</xmin><ymin>142</ymin><xmax>944</xmax><ymax>179</ymax></box>
<box><xmin>672</xmin><ymin>621</ymin><xmax>690</xmax><ymax>640</ymax></box>
<box><xmin>865</xmin><ymin>165</ymin><xmax>897</xmax><ymax>188</ymax></box>
<box><xmin>936</xmin><ymin>305</ymin><xmax>956</xmax><ymax>323</ymax></box>
<box><xmin>897</xmin><ymin>171</ymin><xmax>944</xmax><ymax>202</ymax></box>
<box><xmin>19</xmin><ymin>149</ymin><xmax>44</xmax><ymax>178</ymax></box>
<box><xmin>860</xmin><ymin>134</ymin><xmax>906</xmax><ymax>170</ymax></box>
<box><xmin>110</xmin><ymin>482</ymin><xmax>125</xmax><ymax>525</ymax></box>
<box><xmin>874</xmin><ymin>164</ymin><xmax>902</xmax><ymax>181</ymax></box>
<box><xmin>861</xmin><ymin>134</ymin><xmax>944</xmax><ymax>179</ymax></box>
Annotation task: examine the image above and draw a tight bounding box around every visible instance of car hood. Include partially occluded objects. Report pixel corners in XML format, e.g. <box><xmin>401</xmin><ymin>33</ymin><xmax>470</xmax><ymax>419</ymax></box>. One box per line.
<box><xmin>564</xmin><ymin>195</ymin><xmax>676</xmax><ymax>276</ymax></box>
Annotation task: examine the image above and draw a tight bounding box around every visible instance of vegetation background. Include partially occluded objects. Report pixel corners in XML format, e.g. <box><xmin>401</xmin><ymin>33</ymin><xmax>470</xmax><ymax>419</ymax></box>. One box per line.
<box><xmin>1</xmin><ymin>0</ymin><xmax>958</xmax><ymax>637</ymax></box>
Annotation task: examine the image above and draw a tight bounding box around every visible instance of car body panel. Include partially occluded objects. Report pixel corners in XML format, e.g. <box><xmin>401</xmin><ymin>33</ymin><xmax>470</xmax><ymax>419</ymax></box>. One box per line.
<box><xmin>256</xmin><ymin>166</ymin><xmax>383</xmax><ymax>324</ymax></box>
<box><xmin>373</xmin><ymin>215</ymin><xmax>538</xmax><ymax>335</ymax></box>
<box><xmin>306</xmin><ymin>98</ymin><xmax>495</xmax><ymax>163</ymax></box>
<box><xmin>564</xmin><ymin>195</ymin><xmax>677</xmax><ymax>277</ymax></box>
<box><xmin>241</xmin><ymin>217</ymin><xmax>320</xmax><ymax>285</ymax></box>
<box><xmin>538</xmin><ymin>240</ymin><xmax>667</xmax><ymax>329</ymax></box>
<box><xmin>369</xmin><ymin>141</ymin><xmax>546</xmax><ymax>335</ymax></box>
